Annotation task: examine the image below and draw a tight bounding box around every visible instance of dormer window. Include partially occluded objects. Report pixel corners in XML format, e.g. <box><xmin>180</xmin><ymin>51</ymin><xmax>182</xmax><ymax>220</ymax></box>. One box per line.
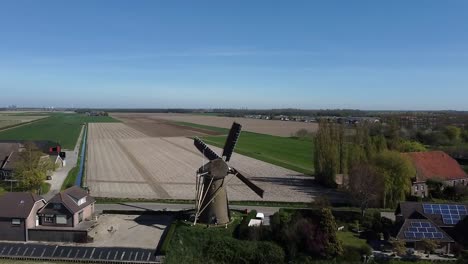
<box><xmin>53</xmin><ymin>203</ymin><xmax>61</xmax><ymax>210</ymax></box>
<box><xmin>77</xmin><ymin>197</ymin><xmax>86</xmax><ymax>206</ymax></box>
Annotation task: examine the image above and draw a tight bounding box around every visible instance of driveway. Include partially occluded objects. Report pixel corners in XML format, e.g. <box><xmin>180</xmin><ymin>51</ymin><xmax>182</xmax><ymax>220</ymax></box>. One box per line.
<box><xmin>43</xmin><ymin>126</ymin><xmax>84</xmax><ymax>200</ymax></box>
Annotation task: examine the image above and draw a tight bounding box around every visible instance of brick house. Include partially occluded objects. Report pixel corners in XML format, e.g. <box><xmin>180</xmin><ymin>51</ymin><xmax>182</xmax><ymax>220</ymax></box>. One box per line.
<box><xmin>37</xmin><ymin>186</ymin><xmax>95</xmax><ymax>227</ymax></box>
<box><xmin>404</xmin><ymin>151</ymin><xmax>468</xmax><ymax>197</ymax></box>
<box><xmin>0</xmin><ymin>192</ymin><xmax>46</xmax><ymax>241</ymax></box>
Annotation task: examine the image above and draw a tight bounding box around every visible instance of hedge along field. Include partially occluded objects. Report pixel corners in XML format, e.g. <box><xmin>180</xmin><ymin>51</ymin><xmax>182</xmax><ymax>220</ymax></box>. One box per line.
<box><xmin>0</xmin><ymin>113</ymin><xmax>119</xmax><ymax>149</ymax></box>
<box><xmin>176</xmin><ymin>122</ymin><xmax>314</xmax><ymax>175</ymax></box>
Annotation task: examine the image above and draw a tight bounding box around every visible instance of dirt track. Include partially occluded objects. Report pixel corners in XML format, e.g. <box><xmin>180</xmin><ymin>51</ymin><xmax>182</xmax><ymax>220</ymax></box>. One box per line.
<box><xmin>111</xmin><ymin>113</ymin><xmax>318</xmax><ymax>137</ymax></box>
<box><xmin>86</xmin><ymin>123</ymin><xmax>334</xmax><ymax>202</ymax></box>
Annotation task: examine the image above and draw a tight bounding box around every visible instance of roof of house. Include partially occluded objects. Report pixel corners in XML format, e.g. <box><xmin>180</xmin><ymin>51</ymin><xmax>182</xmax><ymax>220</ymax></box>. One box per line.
<box><xmin>404</xmin><ymin>151</ymin><xmax>467</xmax><ymax>182</ymax></box>
<box><xmin>395</xmin><ymin>218</ymin><xmax>454</xmax><ymax>243</ymax></box>
<box><xmin>396</xmin><ymin>202</ymin><xmax>468</xmax><ymax>227</ymax></box>
<box><xmin>395</xmin><ymin>202</ymin><xmax>467</xmax><ymax>243</ymax></box>
<box><xmin>1</xmin><ymin>151</ymin><xmax>22</xmax><ymax>171</ymax></box>
<box><xmin>38</xmin><ymin>186</ymin><xmax>95</xmax><ymax>215</ymax></box>
<box><xmin>0</xmin><ymin>143</ymin><xmax>22</xmax><ymax>158</ymax></box>
<box><xmin>0</xmin><ymin>140</ymin><xmax>59</xmax><ymax>154</ymax></box>
<box><xmin>0</xmin><ymin>192</ymin><xmax>45</xmax><ymax>218</ymax></box>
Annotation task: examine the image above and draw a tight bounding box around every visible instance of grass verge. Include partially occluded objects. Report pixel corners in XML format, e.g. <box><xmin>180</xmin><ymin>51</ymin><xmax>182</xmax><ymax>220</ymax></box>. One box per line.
<box><xmin>61</xmin><ymin>125</ymin><xmax>86</xmax><ymax>190</ymax></box>
<box><xmin>176</xmin><ymin>121</ymin><xmax>314</xmax><ymax>175</ymax></box>
<box><xmin>40</xmin><ymin>182</ymin><xmax>51</xmax><ymax>195</ymax></box>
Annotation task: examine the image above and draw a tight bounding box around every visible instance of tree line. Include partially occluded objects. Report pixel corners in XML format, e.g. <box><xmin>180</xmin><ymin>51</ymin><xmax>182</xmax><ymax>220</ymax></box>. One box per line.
<box><xmin>314</xmin><ymin>121</ymin><xmax>416</xmax><ymax>213</ymax></box>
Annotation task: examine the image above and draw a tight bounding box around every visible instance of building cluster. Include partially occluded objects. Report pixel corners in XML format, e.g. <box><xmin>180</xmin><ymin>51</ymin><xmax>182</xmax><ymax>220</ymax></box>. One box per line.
<box><xmin>0</xmin><ymin>186</ymin><xmax>95</xmax><ymax>242</ymax></box>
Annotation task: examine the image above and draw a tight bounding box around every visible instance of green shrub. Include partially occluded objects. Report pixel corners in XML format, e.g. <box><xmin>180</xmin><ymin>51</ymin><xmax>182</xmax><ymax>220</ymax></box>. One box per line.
<box><xmin>202</xmin><ymin>237</ymin><xmax>285</xmax><ymax>264</ymax></box>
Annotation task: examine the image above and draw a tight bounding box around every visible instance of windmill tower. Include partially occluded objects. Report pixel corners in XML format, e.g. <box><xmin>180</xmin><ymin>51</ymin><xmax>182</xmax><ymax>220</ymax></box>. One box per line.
<box><xmin>193</xmin><ymin>122</ymin><xmax>264</xmax><ymax>225</ymax></box>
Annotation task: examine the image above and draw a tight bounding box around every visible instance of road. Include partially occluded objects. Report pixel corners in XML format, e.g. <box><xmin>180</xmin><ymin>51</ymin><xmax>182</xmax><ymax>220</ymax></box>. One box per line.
<box><xmin>95</xmin><ymin>202</ymin><xmax>281</xmax><ymax>218</ymax></box>
<box><xmin>43</xmin><ymin>126</ymin><xmax>84</xmax><ymax>200</ymax></box>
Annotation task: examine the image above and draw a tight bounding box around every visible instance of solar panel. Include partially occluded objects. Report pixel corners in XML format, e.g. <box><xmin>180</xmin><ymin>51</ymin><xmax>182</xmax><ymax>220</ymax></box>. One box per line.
<box><xmin>404</xmin><ymin>221</ymin><xmax>445</xmax><ymax>240</ymax></box>
<box><xmin>421</xmin><ymin>222</ymin><xmax>430</xmax><ymax>227</ymax></box>
<box><xmin>422</xmin><ymin>203</ymin><xmax>467</xmax><ymax>225</ymax></box>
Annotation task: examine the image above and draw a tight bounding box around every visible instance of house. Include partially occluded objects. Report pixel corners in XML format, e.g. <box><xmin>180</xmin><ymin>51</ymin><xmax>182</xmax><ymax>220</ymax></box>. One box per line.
<box><xmin>0</xmin><ymin>141</ymin><xmax>64</xmax><ymax>181</ymax></box>
<box><xmin>0</xmin><ymin>187</ymin><xmax>96</xmax><ymax>243</ymax></box>
<box><xmin>0</xmin><ymin>143</ymin><xmax>22</xmax><ymax>180</ymax></box>
<box><xmin>395</xmin><ymin>202</ymin><xmax>467</xmax><ymax>253</ymax></box>
<box><xmin>0</xmin><ymin>192</ymin><xmax>46</xmax><ymax>241</ymax></box>
<box><xmin>37</xmin><ymin>186</ymin><xmax>95</xmax><ymax>228</ymax></box>
<box><xmin>404</xmin><ymin>151</ymin><xmax>468</xmax><ymax>197</ymax></box>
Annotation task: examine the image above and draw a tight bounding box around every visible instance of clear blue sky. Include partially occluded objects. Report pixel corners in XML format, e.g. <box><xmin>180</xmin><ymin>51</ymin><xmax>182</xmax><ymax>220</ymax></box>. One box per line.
<box><xmin>1</xmin><ymin>0</ymin><xmax>467</xmax><ymax>110</ymax></box>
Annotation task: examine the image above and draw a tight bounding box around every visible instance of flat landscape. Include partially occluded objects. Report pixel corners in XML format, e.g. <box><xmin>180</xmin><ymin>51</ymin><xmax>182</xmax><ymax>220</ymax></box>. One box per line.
<box><xmin>86</xmin><ymin>122</ymin><xmax>331</xmax><ymax>202</ymax></box>
<box><xmin>0</xmin><ymin>113</ymin><xmax>118</xmax><ymax>149</ymax></box>
<box><xmin>112</xmin><ymin>113</ymin><xmax>318</xmax><ymax>137</ymax></box>
<box><xmin>0</xmin><ymin>114</ymin><xmax>47</xmax><ymax>129</ymax></box>
<box><xmin>112</xmin><ymin>113</ymin><xmax>222</xmax><ymax>137</ymax></box>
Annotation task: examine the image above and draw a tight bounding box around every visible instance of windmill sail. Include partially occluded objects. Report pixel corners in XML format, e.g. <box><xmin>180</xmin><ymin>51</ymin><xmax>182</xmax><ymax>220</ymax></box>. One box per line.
<box><xmin>222</xmin><ymin>122</ymin><xmax>242</xmax><ymax>162</ymax></box>
<box><xmin>231</xmin><ymin>168</ymin><xmax>264</xmax><ymax>198</ymax></box>
<box><xmin>194</xmin><ymin>137</ymin><xmax>220</xmax><ymax>161</ymax></box>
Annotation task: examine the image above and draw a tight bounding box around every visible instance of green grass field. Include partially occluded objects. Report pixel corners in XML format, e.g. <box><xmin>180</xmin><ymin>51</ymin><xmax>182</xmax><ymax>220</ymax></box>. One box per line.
<box><xmin>0</xmin><ymin>113</ymin><xmax>118</xmax><ymax>149</ymax></box>
<box><xmin>176</xmin><ymin>122</ymin><xmax>314</xmax><ymax>175</ymax></box>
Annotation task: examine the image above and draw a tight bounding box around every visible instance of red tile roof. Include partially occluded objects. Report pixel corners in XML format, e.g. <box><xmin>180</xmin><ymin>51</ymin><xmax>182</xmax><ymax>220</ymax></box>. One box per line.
<box><xmin>404</xmin><ymin>151</ymin><xmax>467</xmax><ymax>182</ymax></box>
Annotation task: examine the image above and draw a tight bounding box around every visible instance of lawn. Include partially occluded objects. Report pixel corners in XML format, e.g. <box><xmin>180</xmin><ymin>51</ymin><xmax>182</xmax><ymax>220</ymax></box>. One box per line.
<box><xmin>176</xmin><ymin>122</ymin><xmax>314</xmax><ymax>175</ymax></box>
<box><xmin>0</xmin><ymin>113</ymin><xmax>118</xmax><ymax>149</ymax></box>
<box><xmin>337</xmin><ymin>231</ymin><xmax>368</xmax><ymax>249</ymax></box>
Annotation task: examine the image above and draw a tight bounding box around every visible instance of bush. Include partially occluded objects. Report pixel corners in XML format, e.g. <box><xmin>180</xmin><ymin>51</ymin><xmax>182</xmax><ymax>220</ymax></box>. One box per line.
<box><xmin>203</xmin><ymin>238</ymin><xmax>285</xmax><ymax>264</ymax></box>
<box><xmin>236</xmin><ymin>210</ymin><xmax>257</xmax><ymax>239</ymax></box>
<box><xmin>340</xmin><ymin>244</ymin><xmax>371</xmax><ymax>262</ymax></box>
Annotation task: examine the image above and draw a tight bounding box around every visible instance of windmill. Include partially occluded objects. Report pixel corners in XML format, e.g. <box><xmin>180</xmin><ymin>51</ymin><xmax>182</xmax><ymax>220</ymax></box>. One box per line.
<box><xmin>193</xmin><ymin>122</ymin><xmax>264</xmax><ymax>225</ymax></box>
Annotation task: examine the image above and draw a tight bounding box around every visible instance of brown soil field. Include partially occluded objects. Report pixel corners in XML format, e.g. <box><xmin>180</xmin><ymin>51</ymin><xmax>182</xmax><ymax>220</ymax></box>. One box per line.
<box><xmin>111</xmin><ymin>113</ymin><xmax>318</xmax><ymax>137</ymax></box>
<box><xmin>112</xmin><ymin>114</ymin><xmax>222</xmax><ymax>137</ymax></box>
<box><xmin>86</xmin><ymin>123</ymin><xmax>337</xmax><ymax>202</ymax></box>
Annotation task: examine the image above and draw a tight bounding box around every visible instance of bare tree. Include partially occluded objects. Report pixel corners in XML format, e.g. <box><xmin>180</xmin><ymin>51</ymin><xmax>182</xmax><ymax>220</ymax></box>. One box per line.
<box><xmin>347</xmin><ymin>164</ymin><xmax>384</xmax><ymax>216</ymax></box>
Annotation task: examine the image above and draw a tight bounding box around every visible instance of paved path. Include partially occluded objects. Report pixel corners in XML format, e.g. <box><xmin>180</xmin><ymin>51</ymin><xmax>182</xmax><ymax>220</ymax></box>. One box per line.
<box><xmin>43</xmin><ymin>126</ymin><xmax>84</xmax><ymax>200</ymax></box>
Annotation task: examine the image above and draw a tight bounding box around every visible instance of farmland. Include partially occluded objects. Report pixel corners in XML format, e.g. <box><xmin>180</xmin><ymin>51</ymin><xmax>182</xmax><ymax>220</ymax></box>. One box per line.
<box><xmin>86</xmin><ymin>122</ymin><xmax>335</xmax><ymax>202</ymax></box>
<box><xmin>0</xmin><ymin>114</ymin><xmax>47</xmax><ymax>129</ymax></box>
<box><xmin>0</xmin><ymin>113</ymin><xmax>118</xmax><ymax>149</ymax></box>
<box><xmin>112</xmin><ymin>113</ymin><xmax>318</xmax><ymax>137</ymax></box>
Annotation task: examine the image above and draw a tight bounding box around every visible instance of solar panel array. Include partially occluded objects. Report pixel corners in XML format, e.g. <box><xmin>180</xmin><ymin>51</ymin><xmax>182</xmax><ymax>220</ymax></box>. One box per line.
<box><xmin>423</xmin><ymin>204</ymin><xmax>467</xmax><ymax>225</ymax></box>
<box><xmin>404</xmin><ymin>221</ymin><xmax>444</xmax><ymax>239</ymax></box>
<box><xmin>0</xmin><ymin>242</ymin><xmax>161</xmax><ymax>263</ymax></box>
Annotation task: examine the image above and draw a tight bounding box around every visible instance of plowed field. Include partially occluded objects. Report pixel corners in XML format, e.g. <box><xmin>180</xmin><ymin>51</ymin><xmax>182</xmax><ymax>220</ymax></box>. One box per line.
<box><xmin>86</xmin><ymin>123</ymin><xmax>333</xmax><ymax>202</ymax></box>
<box><xmin>112</xmin><ymin>113</ymin><xmax>318</xmax><ymax>137</ymax></box>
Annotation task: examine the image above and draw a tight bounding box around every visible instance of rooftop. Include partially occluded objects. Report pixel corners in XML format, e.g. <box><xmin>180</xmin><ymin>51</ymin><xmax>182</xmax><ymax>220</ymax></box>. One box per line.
<box><xmin>0</xmin><ymin>192</ymin><xmax>45</xmax><ymax>218</ymax></box>
<box><xmin>404</xmin><ymin>151</ymin><xmax>467</xmax><ymax>182</ymax></box>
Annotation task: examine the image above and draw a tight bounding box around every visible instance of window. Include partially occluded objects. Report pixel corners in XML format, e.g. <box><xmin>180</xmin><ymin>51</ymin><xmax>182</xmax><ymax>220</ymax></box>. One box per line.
<box><xmin>56</xmin><ymin>215</ymin><xmax>67</xmax><ymax>224</ymax></box>
<box><xmin>77</xmin><ymin>197</ymin><xmax>87</xmax><ymax>206</ymax></box>
<box><xmin>421</xmin><ymin>185</ymin><xmax>424</xmax><ymax>191</ymax></box>
<box><xmin>78</xmin><ymin>211</ymin><xmax>83</xmax><ymax>223</ymax></box>
<box><xmin>53</xmin><ymin>203</ymin><xmax>61</xmax><ymax>210</ymax></box>
<box><xmin>415</xmin><ymin>185</ymin><xmax>418</xmax><ymax>191</ymax></box>
<box><xmin>11</xmin><ymin>219</ymin><xmax>20</xmax><ymax>225</ymax></box>
<box><xmin>44</xmin><ymin>216</ymin><xmax>54</xmax><ymax>223</ymax></box>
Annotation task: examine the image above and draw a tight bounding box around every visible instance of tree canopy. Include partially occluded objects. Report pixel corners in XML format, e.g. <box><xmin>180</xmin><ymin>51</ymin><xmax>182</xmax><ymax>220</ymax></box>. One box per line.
<box><xmin>13</xmin><ymin>142</ymin><xmax>55</xmax><ymax>192</ymax></box>
<box><xmin>373</xmin><ymin>151</ymin><xmax>415</xmax><ymax>208</ymax></box>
